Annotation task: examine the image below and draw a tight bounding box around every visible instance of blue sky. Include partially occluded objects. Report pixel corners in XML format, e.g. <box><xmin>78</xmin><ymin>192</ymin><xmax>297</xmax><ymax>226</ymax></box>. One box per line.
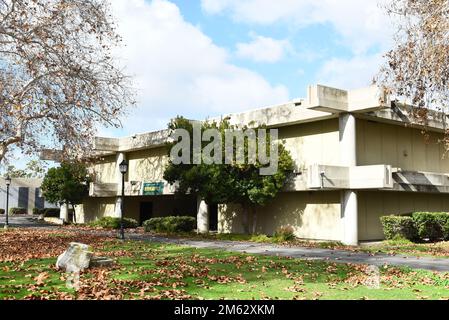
<box><xmin>3</xmin><ymin>0</ymin><xmax>396</xmax><ymax>170</ymax></box>
<box><xmin>100</xmin><ymin>0</ymin><xmax>394</xmax><ymax>138</ymax></box>
<box><xmin>171</xmin><ymin>0</ymin><xmax>349</xmax><ymax>98</ymax></box>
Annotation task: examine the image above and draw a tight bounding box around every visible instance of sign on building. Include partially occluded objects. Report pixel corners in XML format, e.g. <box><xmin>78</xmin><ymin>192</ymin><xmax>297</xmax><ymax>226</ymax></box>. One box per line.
<box><xmin>142</xmin><ymin>182</ymin><xmax>164</xmax><ymax>195</ymax></box>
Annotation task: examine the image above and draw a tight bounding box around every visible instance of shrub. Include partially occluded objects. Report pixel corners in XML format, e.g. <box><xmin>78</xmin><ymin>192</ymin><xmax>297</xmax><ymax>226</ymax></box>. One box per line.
<box><xmin>9</xmin><ymin>207</ymin><xmax>27</xmax><ymax>215</ymax></box>
<box><xmin>384</xmin><ymin>235</ymin><xmax>414</xmax><ymax>246</ymax></box>
<box><xmin>43</xmin><ymin>208</ymin><xmax>61</xmax><ymax>217</ymax></box>
<box><xmin>250</xmin><ymin>234</ymin><xmax>271</xmax><ymax>243</ymax></box>
<box><xmin>380</xmin><ymin>215</ymin><xmax>418</xmax><ymax>241</ymax></box>
<box><xmin>89</xmin><ymin>216</ymin><xmax>139</xmax><ymax>229</ymax></box>
<box><xmin>0</xmin><ymin>209</ymin><xmax>4</xmax><ymax>215</ymax></box>
<box><xmin>273</xmin><ymin>226</ymin><xmax>296</xmax><ymax>242</ymax></box>
<box><xmin>143</xmin><ymin>216</ymin><xmax>196</xmax><ymax>233</ymax></box>
<box><xmin>412</xmin><ymin>212</ymin><xmax>448</xmax><ymax>241</ymax></box>
<box><xmin>33</xmin><ymin>208</ymin><xmax>61</xmax><ymax>217</ymax></box>
<box><xmin>143</xmin><ymin>217</ymin><xmax>164</xmax><ymax>232</ymax></box>
<box><xmin>443</xmin><ymin>219</ymin><xmax>449</xmax><ymax>241</ymax></box>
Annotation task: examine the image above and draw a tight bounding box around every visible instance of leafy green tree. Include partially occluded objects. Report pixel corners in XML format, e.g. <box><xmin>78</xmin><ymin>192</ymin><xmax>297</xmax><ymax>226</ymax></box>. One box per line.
<box><xmin>2</xmin><ymin>160</ymin><xmax>47</xmax><ymax>178</ymax></box>
<box><xmin>164</xmin><ymin>117</ymin><xmax>294</xmax><ymax>234</ymax></box>
<box><xmin>41</xmin><ymin>162</ymin><xmax>90</xmax><ymax>222</ymax></box>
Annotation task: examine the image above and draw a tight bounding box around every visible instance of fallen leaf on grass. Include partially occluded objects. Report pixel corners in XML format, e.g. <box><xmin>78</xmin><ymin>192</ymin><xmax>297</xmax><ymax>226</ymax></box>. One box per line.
<box><xmin>34</xmin><ymin>272</ymin><xmax>49</xmax><ymax>286</ymax></box>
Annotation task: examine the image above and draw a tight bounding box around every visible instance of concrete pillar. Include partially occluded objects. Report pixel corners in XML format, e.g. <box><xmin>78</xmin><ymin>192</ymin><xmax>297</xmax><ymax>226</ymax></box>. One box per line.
<box><xmin>197</xmin><ymin>196</ymin><xmax>209</xmax><ymax>233</ymax></box>
<box><xmin>339</xmin><ymin>113</ymin><xmax>358</xmax><ymax>245</ymax></box>
<box><xmin>339</xmin><ymin>113</ymin><xmax>357</xmax><ymax>166</ymax></box>
<box><xmin>114</xmin><ymin>197</ymin><xmax>122</xmax><ymax>218</ymax></box>
<box><xmin>341</xmin><ymin>190</ymin><xmax>358</xmax><ymax>245</ymax></box>
<box><xmin>60</xmin><ymin>203</ymin><xmax>69</xmax><ymax>222</ymax></box>
<box><xmin>114</xmin><ymin>152</ymin><xmax>126</xmax><ymax>218</ymax></box>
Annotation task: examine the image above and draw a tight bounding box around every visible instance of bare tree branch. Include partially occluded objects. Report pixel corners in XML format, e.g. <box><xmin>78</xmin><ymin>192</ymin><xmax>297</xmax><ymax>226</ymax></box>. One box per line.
<box><xmin>0</xmin><ymin>0</ymin><xmax>135</xmax><ymax>164</ymax></box>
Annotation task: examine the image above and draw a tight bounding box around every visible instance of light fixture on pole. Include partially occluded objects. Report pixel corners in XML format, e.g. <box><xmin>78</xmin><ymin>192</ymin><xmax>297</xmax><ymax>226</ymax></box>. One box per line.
<box><xmin>4</xmin><ymin>175</ymin><xmax>11</xmax><ymax>229</ymax></box>
<box><xmin>119</xmin><ymin>160</ymin><xmax>128</xmax><ymax>240</ymax></box>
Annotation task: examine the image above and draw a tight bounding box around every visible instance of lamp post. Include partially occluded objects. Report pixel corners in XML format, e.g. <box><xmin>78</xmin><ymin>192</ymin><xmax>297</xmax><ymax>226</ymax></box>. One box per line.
<box><xmin>4</xmin><ymin>175</ymin><xmax>11</xmax><ymax>229</ymax></box>
<box><xmin>118</xmin><ymin>160</ymin><xmax>128</xmax><ymax>240</ymax></box>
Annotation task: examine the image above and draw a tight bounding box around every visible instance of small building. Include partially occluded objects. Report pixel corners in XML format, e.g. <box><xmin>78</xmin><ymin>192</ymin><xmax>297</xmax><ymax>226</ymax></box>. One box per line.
<box><xmin>0</xmin><ymin>178</ymin><xmax>56</xmax><ymax>215</ymax></box>
<box><xmin>70</xmin><ymin>84</ymin><xmax>449</xmax><ymax>245</ymax></box>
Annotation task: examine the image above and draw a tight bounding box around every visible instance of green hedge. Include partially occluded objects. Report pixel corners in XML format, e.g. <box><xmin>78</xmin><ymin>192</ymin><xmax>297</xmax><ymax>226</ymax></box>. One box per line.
<box><xmin>89</xmin><ymin>216</ymin><xmax>138</xmax><ymax>229</ymax></box>
<box><xmin>33</xmin><ymin>208</ymin><xmax>61</xmax><ymax>217</ymax></box>
<box><xmin>412</xmin><ymin>212</ymin><xmax>449</xmax><ymax>241</ymax></box>
<box><xmin>143</xmin><ymin>216</ymin><xmax>196</xmax><ymax>233</ymax></box>
<box><xmin>380</xmin><ymin>215</ymin><xmax>418</xmax><ymax>240</ymax></box>
<box><xmin>381</xmin><ymin>212</ymin><xmax>449</xmax><ymax>241</ymax></box>
<box><xmin>9</xmin><ymin>207</ymin><xmax>27</xmax><ymax>215</ymax></box>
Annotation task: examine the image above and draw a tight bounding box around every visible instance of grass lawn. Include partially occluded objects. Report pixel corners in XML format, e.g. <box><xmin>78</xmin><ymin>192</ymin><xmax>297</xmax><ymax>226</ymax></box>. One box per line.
<box><xmin>358</xmin><ymin>239</ymin><xmax>449</xmax><ymax>258</ymax></box>
<box><xmin>1</xmin><ymin>229</ymin><xmax>449</xmax><ymax>300</ymax></box>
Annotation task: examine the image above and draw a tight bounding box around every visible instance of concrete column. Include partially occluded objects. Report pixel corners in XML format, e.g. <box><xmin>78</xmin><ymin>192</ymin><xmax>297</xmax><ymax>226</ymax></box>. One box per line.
<box><xmin>197</xmin><ymin>196</ymin><xmax>209</xmax><ymax>233</ymax></box>
<box><xmin>114</xmin><ymin>197</ymin><xmax>122</xmax><ymax>218</ymax></box>
<box><xmin>339</xmin><ymin>113</ymin><xmax>358</xmax><ymax>245</ymax></box>
<box><xmin>60</xmin><ymin>203</ymin><xmax>69</xmax><ymax>222</ymax></box>
<box><xmin>339</xmin><ymin>113</ymin><xmax>357</xmax><ymax>166</ymax></box>
<box><xmin>341</xmin><ymin>190</ymin><xmax>358</xmax><ymax>245</ymax></box>
<box><xmin>114</xmin><ymin>152</ymin><xmax>126</xmax><ymax>218</ymax></box>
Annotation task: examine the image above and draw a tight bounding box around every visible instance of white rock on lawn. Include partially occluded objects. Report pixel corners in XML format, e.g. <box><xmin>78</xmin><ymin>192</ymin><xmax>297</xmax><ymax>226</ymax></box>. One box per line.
<box><xmin>56</xmin><ymin>242</ymin><xmax>93</xmax><ymax>273</ymax></box>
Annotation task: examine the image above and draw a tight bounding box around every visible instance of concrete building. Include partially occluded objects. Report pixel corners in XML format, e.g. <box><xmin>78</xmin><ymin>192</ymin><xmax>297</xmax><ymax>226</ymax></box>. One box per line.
<box><xmin>68</xmin><ymin>84</ymin><xmax>449</xmax><ymax>245</ymax></box>
<box><xmin>0</xmin><ymin>178</ymin><xmax>57</xmax><ymax>215</ymax></box>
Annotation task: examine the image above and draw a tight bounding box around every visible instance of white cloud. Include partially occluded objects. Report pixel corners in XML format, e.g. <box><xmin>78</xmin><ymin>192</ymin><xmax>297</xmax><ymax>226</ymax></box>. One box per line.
<box><xmin>107</xmin><ymin>0</ymin><xmax>289</xmax><ymax>136</ymax></box>
<box><xmin>316</xmin><ymin>53</ymin><xmax>383</xmax><ymax>90</ymax></box>
<box><xmin>201</xmin><ymin>0</ymin><xmax>393</xmax><ymax>54</ymax></box>
<box><xmin>236</xmin><ymin>34</ymin><xmax>290</xmax><ymax>63</ymax></box>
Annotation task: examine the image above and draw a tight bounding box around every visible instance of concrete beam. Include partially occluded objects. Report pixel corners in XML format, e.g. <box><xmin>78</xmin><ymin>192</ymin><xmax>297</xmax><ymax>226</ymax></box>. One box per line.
<box><xmin>94</xmin><ymin>130</ymin><xmax>171</xmax><ymax>153</ymax></box>
<box><xmin>307</xmin><ymin>164</ymin><xmax>349</xmax><ymax>189</ymax></box>
<box><xmin>118</xmin><ymin>130</ymin><xmax>170</xmax><ymax>152</ymax></box>
<box><xmin>94</xmin><ymin>137</ymin><xmax>120</xmax><ymax>152</ymax></box>
<box><xmin>350</xmin><ymin>165</ymin><xmax>393</xmax><ymax>189</ymax></box>
<box><xmin>40</xmin><ymin>149</ymin><xmax>63</xmax><ymax>162</ymax></box>
<box><xmin>348</xmin><ymin>85</ymin><xmax>390</xmax><ymax>112</ymax></box>
<box><xmin>392</xmin><ymin>170</ymin><xmax>449</xmax><ymax>193</ymax></box>
<box><xmin>306</xmin><ymin>84</ymin><xmax>389</xmax><ymax>114</ymax></box>
<box><xmin>224</xmin><ymin>101</ymin><xmax>336</xmax><ymax>129</ymax></box>
<box><xmin>307</xmin><ymin>85</ymin><xmax>348</xmax><ymax>113</ymax></box>
<box><xmin>305</xmin><ymin>164</ymin><xmax>393</xmax><ymax>190</ymax></box>
<box><xmin>89</xmin><ymin>183</ymin><xmax>118</xmax><ymax>197</ymax></box>
<box><xmin>361</xmin><ymin>103</ymin><xmax>449</xmax><ymax>134</ymax></box>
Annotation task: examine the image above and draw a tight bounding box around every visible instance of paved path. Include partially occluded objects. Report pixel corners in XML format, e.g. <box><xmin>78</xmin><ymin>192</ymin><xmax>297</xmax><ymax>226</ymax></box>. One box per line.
<box><xmin>2</xmin><ymin>216</ymin><xmax>449</xmax><ymax>272</ymax></box>
<box><xmin>131</xmin><ymin>234</ymin><xmax>449</xmax><ymax>272</ymax></box>
<box><xmin>0</xmin><ymin>215</ymin><xmax>54</xmax><ymax>228</ymax></box>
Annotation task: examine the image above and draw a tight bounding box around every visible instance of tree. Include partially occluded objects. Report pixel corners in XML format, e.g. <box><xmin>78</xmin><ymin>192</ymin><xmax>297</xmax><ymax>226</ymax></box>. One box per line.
<box><xmin>2</xmin><ymin>159</ymin><xmax>47</xmax><ymax>178</ymax></box>
<box><xmin>0</xmin><ymin>0</ymin><xmax>135</xmax><ymax>164</ymax></box>
<box><xmin>41</xmin><ymin>162</ymin><xmax>90</xmax><ymax>222</ymax></box>
<box><xmin>377</xmin><ymin>0</ymin><xmax>449</xmax><ymax>146</ymax></box>
<box><xmin>163</xmin><ymin>117</ymin><xmax>294</xmax><ymax>234</ymax></box>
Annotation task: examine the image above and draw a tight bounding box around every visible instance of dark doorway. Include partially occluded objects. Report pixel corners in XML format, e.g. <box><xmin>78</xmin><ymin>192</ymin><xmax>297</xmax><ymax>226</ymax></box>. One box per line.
<box><xmin>18</xmin><ymin>187</ymin><xmax>29</xmax><ymax>210</ymax></box>
<box><xmin>139</xmin><ymin>202</ymin><xmax>153</xmax><ymax>225</ymax></box>
<box><xmin>34</xmin><ymin>188</ymin><xmax>44</xmax><ymax>209</ymax></box>
<box><xmin>209</xmin><ymin>204</ymin><xmax>218</xmax><ymax>231</ymax></box>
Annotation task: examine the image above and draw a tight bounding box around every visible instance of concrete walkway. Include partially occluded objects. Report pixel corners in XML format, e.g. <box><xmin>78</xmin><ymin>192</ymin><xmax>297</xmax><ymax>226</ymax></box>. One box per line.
<box><xmin>0</xmin><ymin>215</ymin><xmax>54</xmax><ymax>229</ymax></box>
<box><xmin>131</xmin><ymin>234</ymin><xmax>449</xmax><ymax>272</ymax></box>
